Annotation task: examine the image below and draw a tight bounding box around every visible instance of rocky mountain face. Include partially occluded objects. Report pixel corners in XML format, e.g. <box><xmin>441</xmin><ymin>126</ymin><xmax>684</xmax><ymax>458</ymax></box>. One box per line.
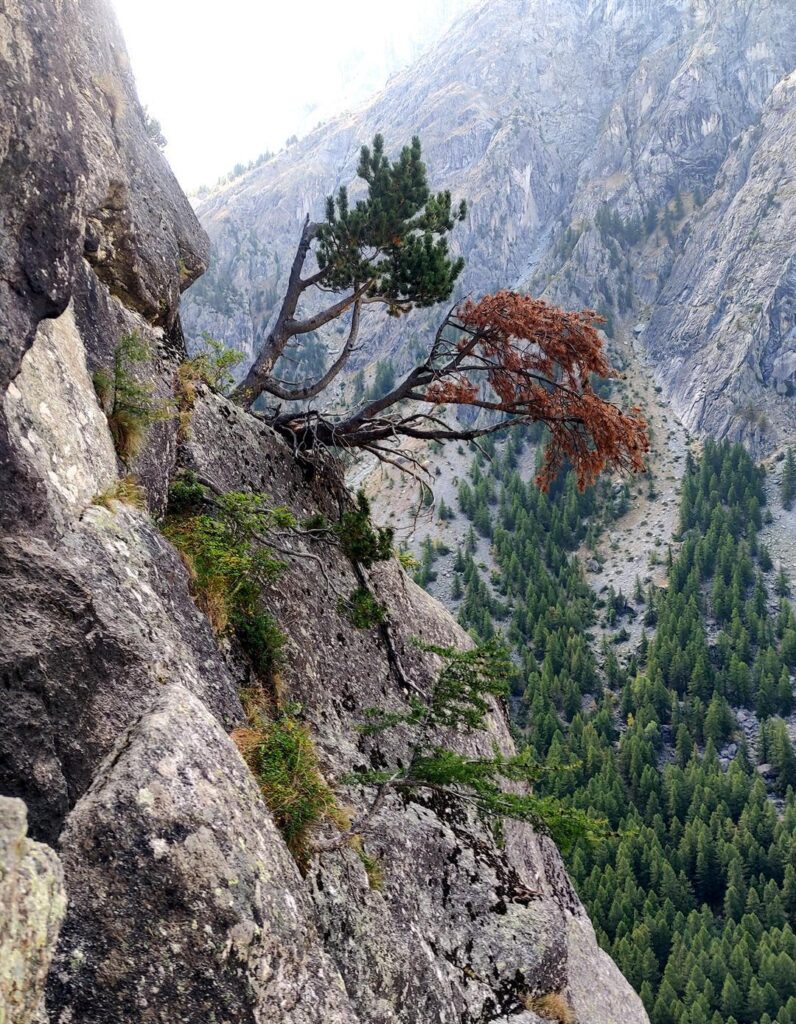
<box><xmin>0</xmin><ymin>2</ymin><xmax>646</xmax><ymax>1022</ymax></box>
<box><xmin>183</xmin><ymin>0</ymin><xmax>796</xmax><ymax>453</ymax></box>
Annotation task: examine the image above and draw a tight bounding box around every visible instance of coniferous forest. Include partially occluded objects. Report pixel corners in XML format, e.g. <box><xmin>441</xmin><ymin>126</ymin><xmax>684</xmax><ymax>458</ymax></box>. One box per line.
<box><xmin>444</xmin><ymin>435</ymin><xmax>796</xmax><ymax>1024</ymax></box>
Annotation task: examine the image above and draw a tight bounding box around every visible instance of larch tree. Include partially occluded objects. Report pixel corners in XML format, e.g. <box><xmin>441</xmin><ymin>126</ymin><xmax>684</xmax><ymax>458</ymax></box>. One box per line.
<box><xmin>233</xmin><ymin>133</ymin><xmax>649</xmax><ymax>490</ymax></box>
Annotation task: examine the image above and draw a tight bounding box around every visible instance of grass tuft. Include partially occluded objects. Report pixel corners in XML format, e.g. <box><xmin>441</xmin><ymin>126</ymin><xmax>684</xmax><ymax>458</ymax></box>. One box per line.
<box><xmin>92</xmin><ymin>476</ymin><xmax>147</xmax><ymax>510</ymax></box>
<box><xmin>233</xmin><ymin>698</ymin><xmax>339</xmax><ymax>868</ymax></box>
<box><xmin>348</xmin><ymin>834</ymin><xmax>385</xmax><ymax>890</ymax></box>
<box><xmin>175</xmin><ymin>336</ymin><xmax>241</xmax><ymax>439</ymax></box>
<box><xmin>93</xmin><ymin>334</ymin><xmax>169</xmax><ymax>463</ymax></box>
<box><xmin>162</xmin><ymin>488</ymin><xmax>288</xmax><ymax>657</ymax></box>
<box><xmin>523</xmin><ymin>992</ymin><xmax>575</xmax><ymax>1024</ymax></box>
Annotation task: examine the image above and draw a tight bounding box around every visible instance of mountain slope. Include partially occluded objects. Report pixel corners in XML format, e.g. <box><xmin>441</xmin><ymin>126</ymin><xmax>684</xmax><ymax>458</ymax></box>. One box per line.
<box><xmin>641</xmin><ymin>71</ymin><xmax>796</xmax><ymax>447</ymax></box>
<box><xmin>183</xmin><ymin>0</ymin><xmax>796</xmax><ymax>452</ymax></box>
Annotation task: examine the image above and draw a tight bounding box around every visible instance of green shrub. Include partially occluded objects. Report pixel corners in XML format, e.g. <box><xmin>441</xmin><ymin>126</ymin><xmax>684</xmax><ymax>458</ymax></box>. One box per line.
<box><xmin>236</xmin><ymin>706</ymin><xmax>338</xmax><ymax>866</ymax></box>
<box><xmin>175</xmin><ymin>336</ymin><xmax>242</xmax><ymax>439</ymax></box>
<box><xmin>93</xmin><ymin>333</ymin><xmax>168</xmax><ymax>463</ymax></box>
<box><xmin>236</xmin><ymin>611</ymin><xmax>287</xmax><ymax>677</ymax></box>
<box><xmin>181</xmin><ymin>334</ymin><xmax>242</xmax><ymax>393</ymax></box>
<box><xmin>339</xmin><ymin>587</ymin><xmax>387</xmax><ymax>629</ymax></box>
<box><xmin>301</xmin><ymin>512</ymin><xmax>328</xmax><ymax>532</ymax></box>
<box><xmin>164</xmin><ymin>488</ymin><xmax>290</xmax><ymax>677</ymax></box>
<box><xmin>166</xmin><ymin>474</ymin><xmax>206</xmax><ymax>515</ymax></box>
<box><xmin>336</xmin><ymin>490</ymin><xmax>393</xmax><ymax>567</ymax></box>
<box><xmin>350</xmin><ymin>639</ymin><xmax>607</xmax><ymax>853</ymax></box>
<box><xmin>397</xmin><ymin>548</ymin><xmax>420</xmax><ymax>571</ymax></box>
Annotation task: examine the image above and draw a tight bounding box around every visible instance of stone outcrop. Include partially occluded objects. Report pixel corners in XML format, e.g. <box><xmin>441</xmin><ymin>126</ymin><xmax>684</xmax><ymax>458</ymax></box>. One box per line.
<box><xmin>0</xmin><ymin>797</ymin><xmax>66</xmax><ymax>1024</ymax></box>
<box><xmin>47</xmin><ymin>685</ymin><xmax>356</xmax><ymax>1024</ymax></box>
<box><xmin>0</xmin><ymin>0</ymin><xmax>648</xmax><ymax>1021</ymax></box>
<box><xmin>182</xmin><ymin>0</ymin><xmax>796</xmax><ymax>452</ymax></box>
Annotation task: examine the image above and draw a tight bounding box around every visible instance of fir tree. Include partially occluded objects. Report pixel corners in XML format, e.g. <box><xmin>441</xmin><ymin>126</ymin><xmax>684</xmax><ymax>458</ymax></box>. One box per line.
<box><xmin>782</xmin><ymin>449</ymin><xmax>796</xmax><ymax>510</ymax></box>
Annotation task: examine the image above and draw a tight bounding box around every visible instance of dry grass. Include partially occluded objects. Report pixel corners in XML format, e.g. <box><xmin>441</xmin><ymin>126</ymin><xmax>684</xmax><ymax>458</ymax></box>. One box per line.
<box><xmin>107</xmin><ymin>409</ymin><xmax>148</xmax><ymax>462</ymax></box>
<box><xmin>175</xmin><ymin>362</ymin><xmax>199</xmax><ymax>441</ymax></box>
<box><xmin>92</xmin><ymin>476</ymin><xmax>146</xmax><ymax>510</ymax></box>
<box><xmin>195</xmin><ymin>578</ymin><xmax>230</xmax><ymax>633</ymax></box>
<box><xmin>523</xmin><ymin>991</ymin><xmax>575</xmax><ymax>1024</ymax></box>
<box><xmin>230</xmin><ymin>726</ymin><xmax>265</xmax><ymax>762</ymax></box>
<box><xmin>170</xmin><ymin>540</ymin><xmax>229</xmax><ymax>632</ymax></box>
<box><xmin>348</xmin><ymin>834</ymin><xmax>385</xmax><ymax>891</ymax></box>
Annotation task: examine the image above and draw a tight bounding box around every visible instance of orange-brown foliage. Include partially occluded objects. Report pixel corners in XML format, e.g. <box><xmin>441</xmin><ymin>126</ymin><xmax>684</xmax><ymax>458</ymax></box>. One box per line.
<box><xmin>426</xmin><ymin>291</ymin><xmax>649</xmax><ymax>489</ymax></box>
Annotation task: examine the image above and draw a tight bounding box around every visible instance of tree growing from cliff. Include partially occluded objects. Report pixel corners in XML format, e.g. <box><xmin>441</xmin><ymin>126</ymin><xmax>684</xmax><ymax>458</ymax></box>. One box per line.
<box><xmin>233</xmin><ymin>134</ymin><xmax>649</xmax><ymax>490</ymax></box>
<box><xmin>235</xmin><ymin>134</ymin><xmax>466</xmax><ymax>404</ymax></box>
<box><xmin>314</xmin><ymin>638</ymin><xmax>607</xmax><ymax>855</ymax></box>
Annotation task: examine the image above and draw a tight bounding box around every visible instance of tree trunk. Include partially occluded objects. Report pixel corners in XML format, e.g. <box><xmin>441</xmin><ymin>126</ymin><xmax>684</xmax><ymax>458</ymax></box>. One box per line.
<box><xmin>233</xmin><ymin>216</ymin><xmax>319</xmax><ymax>408</ymax></box>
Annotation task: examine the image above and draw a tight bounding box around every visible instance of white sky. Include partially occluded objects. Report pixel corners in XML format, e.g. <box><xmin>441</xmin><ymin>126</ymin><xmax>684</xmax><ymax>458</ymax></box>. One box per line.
<box><xmin>111</xmin><ymin>0</ymin><xmax>474</xmax><ymax>192</ymax></box>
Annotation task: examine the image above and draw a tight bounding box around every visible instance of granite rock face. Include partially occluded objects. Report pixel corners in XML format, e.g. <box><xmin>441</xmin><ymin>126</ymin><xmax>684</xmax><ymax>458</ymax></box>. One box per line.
<box><xmin>183</xmin><ymin>0</ymin><xmax>796</xmax><ymax>452</ymax></box>
<box><xmin>179</xmin><ymin>391</ymin><xmax>651</xmax><ymax>1024</ymax></box>
<box><xmin>0</xmin><ymin>0</ymin><xmax>207</xmax><ymax>532</ymax></box>
<box><xmin>0</xmin><ymin>797</ymin><xmax>66</xmax><ymax>1024</ymax></box>
<box><xmin>0</xmin><ymin>0</ymin><xmax>648</xmax><ymax>1021</ymax></box>
<box><xmin>47</xmin><ymin>686</ymin><xmax>356</xmax><ymax>1024</ymax></box>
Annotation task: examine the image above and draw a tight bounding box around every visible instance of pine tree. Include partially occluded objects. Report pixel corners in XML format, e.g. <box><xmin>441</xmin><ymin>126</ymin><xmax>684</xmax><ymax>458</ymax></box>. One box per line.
<box><xmin>351</xmin><ymin>368</ymin><xmax>365</xmax><ymax>404</ymax></box>
<box><xmin>782</xmin><ymin>449</ymin><xmax>796</xmax><ymax>510</ymax></box>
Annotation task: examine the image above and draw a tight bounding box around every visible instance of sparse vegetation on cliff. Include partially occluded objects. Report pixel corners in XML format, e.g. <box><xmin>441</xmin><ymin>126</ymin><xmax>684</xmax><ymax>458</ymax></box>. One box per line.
<box><xmin>93</xmin><ymin>334</ymin><xmax>168</xmax><ymax>463</ymax></box>
<box><xmin>163</xmin><ymin>482</ymin><xmax>290</xmax><ymax>677</ymax></box>
<box><xmin>91</xmin><ymin>476</ymin><xmax>147</xmax><ymax>510</ymax></box>
<box><xmin>326</xmin><ymin>639</ymin><xmax>608</xmax><ymax>854</ymax></box>
<box><xmin>234</xmin><ymin>697</ymin><xmax>340</xmax><ymax>867</ymax></box>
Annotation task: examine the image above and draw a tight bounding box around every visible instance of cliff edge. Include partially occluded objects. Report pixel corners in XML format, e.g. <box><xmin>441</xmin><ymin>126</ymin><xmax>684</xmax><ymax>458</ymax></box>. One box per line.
<box><xmin>0</xmin><ymin>2</ymin><xmax>647</xmax><ymax>1021</ymax></box>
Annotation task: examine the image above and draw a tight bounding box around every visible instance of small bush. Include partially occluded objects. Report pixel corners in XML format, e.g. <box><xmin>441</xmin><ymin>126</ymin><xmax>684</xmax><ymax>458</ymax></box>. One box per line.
<box><xmin>163</xmin><ymin>489</ymin><xmax>290</xmax><ymax>675</ymax></box>
<box><xmin>142</xmin><ymin>106</ymin><xmax>167</xmax><ymax>149</ymax></box>
<box><xmin>350</xmin><ymin>640</ymin><xmax>608</xmax><ymax>854</ymax></box>
<box><xmin>397</xmin><ymin>548</ymin><xmax>420</xmax><ymax>571</ymax></box>
<box><xmin>339</xmin><ymin>587</ymin><xmax>387</xmax><ymax>629</ymax></box>
<box><xmin>336</xmin><ymin>490</ymin><xmax>393</xmax><ymax>567</ymax></box>
<box><xmin>175</xmin><ymin>336</ymin><xmax>242</xmax><ymax>438</ymax></box>
<box><xmin>94</xmin><ymin>334</ymin><xmax>168</xmax><ymax>463</ymax></box>
<box><xmin>234</xmin><ymin>706</ymin><xmax>338</xmax><ymax>866</ymax></box>
<box><xmin>181</xmin><ymin>335</ymin><xmax>242</xmax><ymax>393</ymax></box>
<box><xmin>165</xmin><ymin>474</ymin><xmax>206</xmax><ymax>515</ymax></box>
<box><xmin>301</xmin><ymin>512</ymin><xmax>328</xmax><ymax>532</ymax></box>
<box><xmin>236</xmin><ymin>611</ymin><xmax>287</xmax><ymax>677</ymax></box>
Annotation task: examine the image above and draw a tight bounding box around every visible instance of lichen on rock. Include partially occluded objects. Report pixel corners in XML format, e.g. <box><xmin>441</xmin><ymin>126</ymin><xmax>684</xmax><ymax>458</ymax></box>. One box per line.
<box><xmin>0</xmin><ymin>797</ymin><xmax>66</xmax><ymax>1024</ymax></box>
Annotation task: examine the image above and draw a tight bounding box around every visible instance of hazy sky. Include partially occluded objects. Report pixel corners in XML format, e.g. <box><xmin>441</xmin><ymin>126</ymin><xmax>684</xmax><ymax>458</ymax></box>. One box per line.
<box><xmin>111</xmin><ymin>0</ymin><xmax>473</xmax><ymax>192</ymax></box>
